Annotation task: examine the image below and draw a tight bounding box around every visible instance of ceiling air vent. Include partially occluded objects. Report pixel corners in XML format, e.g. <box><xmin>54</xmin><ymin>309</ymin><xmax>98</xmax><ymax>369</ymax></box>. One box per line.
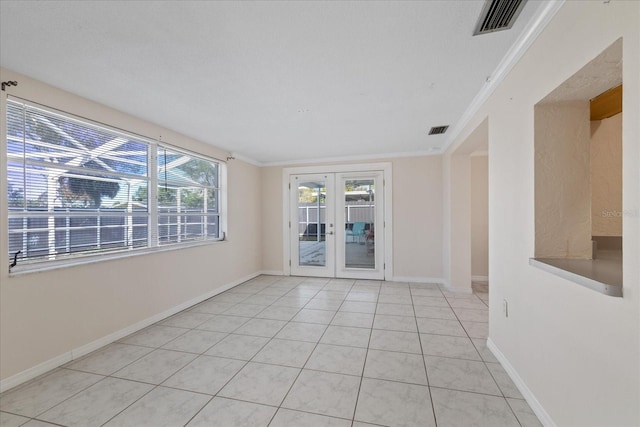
<box><xmin>428</xmin><ymin>125</ymin><xmax>449</xmax><ymax>135</ymax></box>
<box><xmin>473</xmin><ymin>0</ymin><xmax>528</xmax><ymax>36</ymax></box>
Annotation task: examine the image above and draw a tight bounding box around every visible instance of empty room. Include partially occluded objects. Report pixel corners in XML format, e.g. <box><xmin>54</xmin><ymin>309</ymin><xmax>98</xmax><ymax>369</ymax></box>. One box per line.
<box><xmin>0</xmin><ymin>1</ymin><xmax>638</xmax><ymax>426</ymax></box>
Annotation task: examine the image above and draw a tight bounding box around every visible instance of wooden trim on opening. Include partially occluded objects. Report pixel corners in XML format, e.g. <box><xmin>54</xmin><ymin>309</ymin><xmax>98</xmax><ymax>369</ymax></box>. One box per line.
<box><xmin>590</xmin><ymin>84</ymin><xmax>622</xmax><ymax>121</ymax></box>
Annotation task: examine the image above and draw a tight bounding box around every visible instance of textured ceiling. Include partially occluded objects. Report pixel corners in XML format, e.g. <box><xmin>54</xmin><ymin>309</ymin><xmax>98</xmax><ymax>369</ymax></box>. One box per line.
<box><xmin>0</xmin><ymin>1</ymin><xmax>544</xmax><ymax>164</ymax></box>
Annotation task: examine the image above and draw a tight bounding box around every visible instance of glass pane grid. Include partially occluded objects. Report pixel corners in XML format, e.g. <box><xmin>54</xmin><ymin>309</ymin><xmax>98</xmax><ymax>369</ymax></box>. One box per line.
<box><xmin>8</xmin><ymin>214</ymin><xmax>149</xmax><ymax>262</ymax></box>
<box><xmin>6</xmin><ymin>100</ymin><xmax>222</xmax><ymax>267</ymax></box>
<box><xmin>297</xmin><ymin>180</ymin><xmax>327</xmax><ymax>267</ymax></box>
<box><xmin>344</xmin><ymin>179</ymin><xmax>375</xmax><ymax>269</ymax></box>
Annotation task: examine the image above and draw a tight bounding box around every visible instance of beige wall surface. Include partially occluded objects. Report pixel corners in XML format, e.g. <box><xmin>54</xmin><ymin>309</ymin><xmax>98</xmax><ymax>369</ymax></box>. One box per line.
<box><xmin>260</xmin><ymin>155</ymin><xmax>443</xmax><ymax>280</ymax></box>
<box><xmin>471</xmin><ymin>155</ymin><xmax>488</xmax><ymax>278</ymax></box>
<box><xmin>534</xmin><ymin>101</ymin><xmax>592</xmax><ymax>259</ymax></box>
<box><xmin>448</xmin><ymin>154</ymin><xmax>472</xmax><ymax>290</ymax></box>
<box><xmin>0</xmin><ymin>69</ymin><xmax>263</xmax><ymax>381</ymax></box>
<box><xmin>591</xmin><ymin>112</ymin><xmax>623</xmax><ymax>236</ymax></box>
<box><xmin>444</xmin><ymin>2</ymin><xmax>639</xmax><ymax>426</ymax></box>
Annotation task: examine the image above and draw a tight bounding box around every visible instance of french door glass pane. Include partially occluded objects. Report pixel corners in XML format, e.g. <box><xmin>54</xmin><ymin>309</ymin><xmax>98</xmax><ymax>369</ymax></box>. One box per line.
<box><xmin>297</xmin><ymin>180</ymin><xmax>326</xmax><ymax>267</ymax></box>
<box><xmin>344</xmin><ymin>178</ymin><xmax>375</xmax><ymax>269</ymax></box>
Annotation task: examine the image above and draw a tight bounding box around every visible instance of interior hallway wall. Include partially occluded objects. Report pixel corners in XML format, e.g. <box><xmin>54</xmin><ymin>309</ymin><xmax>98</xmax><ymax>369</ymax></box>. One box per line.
<box><xmin>443</xmin><ymin>2</ymin><xmax>639</xmax><ymax>425</ymax></box>
<box><xmin>443</xmin><ymin>118</ymin><xmax>488</xmax><ymax>292</ymax></box>
<box><xmin>471</xmin><ymin>155</ymin><xmax>488</xmax><ymax>279</ymax></box>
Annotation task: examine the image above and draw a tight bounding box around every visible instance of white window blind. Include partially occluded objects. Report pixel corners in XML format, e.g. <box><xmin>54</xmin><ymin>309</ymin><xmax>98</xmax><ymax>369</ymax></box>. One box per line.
<box><xmin>157</xmin><ymin>146</ymin><xmax>220</xmax><ymax>244</ymax></box>
<box><xmin>6</xmin><ymin>99</ymin><xmax>223</xmax><ymax>269</ymax></box>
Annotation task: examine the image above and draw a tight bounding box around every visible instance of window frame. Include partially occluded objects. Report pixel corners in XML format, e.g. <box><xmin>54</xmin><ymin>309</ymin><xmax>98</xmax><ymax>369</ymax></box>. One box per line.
<box><xmin>5</xmin><ymin>97</ymin><xmax>227</xmax><ymax>274</ymax></box>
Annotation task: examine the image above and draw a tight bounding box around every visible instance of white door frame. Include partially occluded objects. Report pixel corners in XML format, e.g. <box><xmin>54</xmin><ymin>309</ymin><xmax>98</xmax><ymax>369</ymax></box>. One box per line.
<box><xmin>289</xmin><ymin>173</ymin><xmax>336</xmax><ymax>277</ymax></box>
<box><xmin>335</xmin><ymin>171</ymin><xmax>385</xmax><ymax>280</ymax></box>
<box><xmin>282</xmin><ymin>162</ymin><xmax>393</xmax><ymax>280</ymax></box>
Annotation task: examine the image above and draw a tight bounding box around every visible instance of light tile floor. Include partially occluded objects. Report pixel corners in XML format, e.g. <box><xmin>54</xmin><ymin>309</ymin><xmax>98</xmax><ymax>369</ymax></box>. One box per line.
<box><xmin>0</xmin><ymin>276</ymin><xmax>542</xmax><ymax>427</ymax></box>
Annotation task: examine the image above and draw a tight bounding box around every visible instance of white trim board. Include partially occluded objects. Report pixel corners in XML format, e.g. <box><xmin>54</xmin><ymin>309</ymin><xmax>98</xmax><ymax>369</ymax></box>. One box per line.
<box><xmin>487</xmin><ymin>337</ymin><xmax>557</xmax><ymax>427</ymax></box>
<box><xmin>0</xmin><ymin>271</ymin><xmax>262</xmax><ymax>394</ymax></box>
<box><xmin>472</xmin><ymin>275</ymin><xmax>489</xmax><ymax>282</ymax></box>
<box><xmin>391</xmin><ymin>276</ymin><xmax>445</xmax><ymax>285</ymax></box>
<box><xmin>263</xmin><ymin>149</ymin><xmax>439</xmax><ymax>167</ymax></box>
<box><xmin>259</xmin><ymin>270</ymin><xmax>285</xmax><ymax>276</ymax></box>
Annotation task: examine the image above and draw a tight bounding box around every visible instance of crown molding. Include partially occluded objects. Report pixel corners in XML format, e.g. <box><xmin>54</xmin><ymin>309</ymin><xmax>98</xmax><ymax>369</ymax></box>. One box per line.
<box><xmin>230</xmin><ymin>152</ymin><xmax>262</xmax><ymax>167</ymax></box>
<box><xmin>442</xmin><ymin>0</ymin><xmax>566</xmax><ymax>154</ymax></box>
<box><xmin>260</xmin><ymin>148</ymin><xmax>442</xmax><ymax>167</ymax></box>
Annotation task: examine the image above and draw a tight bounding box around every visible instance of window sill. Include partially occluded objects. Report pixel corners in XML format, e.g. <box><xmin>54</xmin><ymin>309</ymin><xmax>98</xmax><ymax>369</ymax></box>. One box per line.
<box><xmin>529</xmin><ymin>254</ymin><xmax>622</xmax><ymax>297</ymax></box>
<box><xmin>8</xmin><ymin>238</ymin><xmax>227</xmax><ymax>277</ymax></box>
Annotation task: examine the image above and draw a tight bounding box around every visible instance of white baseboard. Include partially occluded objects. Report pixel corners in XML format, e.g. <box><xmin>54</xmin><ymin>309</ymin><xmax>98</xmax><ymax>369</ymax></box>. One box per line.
<box><xmin>0</xmin><ymin>271</ymin><xmax>261</xmax><ymax>394</ymax></box>
<box><xmin>472</xmin><ymin>275</ymin><xmax>489</xmax><ymax>282</ymax></box>
<box><xmin>390</xmin><ymin>276</ymin><xmax>445</xmax><ymax>284</ymax></box>
<box><xmin>486</xmin><ymin>338</ymin><xmax>556</xmax><ymax>427</ymax></box>
<box><xmin>259</xmin><ymin>270</ymin><xmax>285</xmax><ymax>276</ymax></box>
<box><xmin>0</xmin><ymin>352</ymin><xmax>75</xmax><ymax>395</ymax></box>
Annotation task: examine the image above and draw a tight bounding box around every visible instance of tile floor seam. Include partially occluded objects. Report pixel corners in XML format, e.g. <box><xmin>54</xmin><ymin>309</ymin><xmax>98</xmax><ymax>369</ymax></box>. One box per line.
<box><xmin>27</xmin><ymin>417</ymin><xmax>66</xmax><ymax>426</ymax></box>
<box><xmin>95</xmin><ymin>383</ymin><xmax>160</xmax><ymax>427</ymax></box>
<box><xmin>349</xmin><ymin>283</ymin><xmax>379</xmax><ymax>425</ymax></box>
<box><xmin>268</xmin><ymin>407</ymin><xmax>355</xmax><ymax>426</ymax></box>
<box><xmin>410</xmin><ymin>285</ymin><xmax>439</xmax><ymax>427</ymax></box>
<box><xmin>264</xmin><ymin>280</ymin><xmax>354</xmax><ymax>427</ymax></box>
<box><xmin>427</xmin><ymin>384</ymin><xmax>507</xmax><ymax>399</ymax></box>
<box><xmin>270</xmin><ymin>281</ymin><xmax>354</xmax><ymax>421</ymax></box>
<box><xmin>25</xmin><ymin>372</ymin><xmax>108</xmax><ymax>421</ymax></box>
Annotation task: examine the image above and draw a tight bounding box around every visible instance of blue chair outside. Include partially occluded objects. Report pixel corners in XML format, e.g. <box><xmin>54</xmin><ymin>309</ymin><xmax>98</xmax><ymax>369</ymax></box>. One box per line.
<box><xmin>346</xmin><ymin>222</ymin><xmax>366</xmax><ymax>243</ymax></box>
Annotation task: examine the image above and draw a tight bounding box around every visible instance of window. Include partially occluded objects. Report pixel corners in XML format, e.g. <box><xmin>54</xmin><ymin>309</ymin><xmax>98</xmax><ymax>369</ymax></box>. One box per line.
<box><xmin>6</xmin><ymin>99</ymin><xmax>224</xmax><ymax>270</ymax></box>
<box><xmin>156</xmin><ymin>146</ymin><xmax>221</xmax><ymax>245</ymax></box>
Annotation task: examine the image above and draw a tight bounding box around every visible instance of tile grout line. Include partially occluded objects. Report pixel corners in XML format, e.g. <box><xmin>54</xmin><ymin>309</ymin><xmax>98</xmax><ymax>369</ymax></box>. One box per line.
<box><xmin>265</xmin><ymin>278</ymin><xmax>356</xmax><ymax>426</ymax></box>
<box><xmin>473</xmin><ymin>286</ymin><xmax>525</xmax><ymax>427</ymax></box>
<box><xmin>197</xmin><ymin>278</ymin><xmax>325</xmax><ymax>425</ymax></box>
<box><xmin>449</xmin><ymin>284</ymin><xmax>525</xmax><ymax>427</ymax></box>
<box><xmin>411</xmin><ymin>282</ymin><xmax>440</xmax><ymax>427</ymax></box>
<box><xmin>168</xmin><ymin>275</ymin><xmax>308</xmax><ymax>426</ymax></box>
<box><xmin>350</xmin><ymin>280</ymin><xmax>381</xmax><ymax>425</ymax></box>
<box><xmin>93</xmin><ymin>276</ymin><xmax>277</xmax><ymax>427</ymax></box>
<box><xmin>97</xmin><ymin>277</ymin><xmax>329</xmax><ymax>425</ymax></box>
<box><xmin>95</xmin><ymin>282</ymin><xmax>261</xmax><ymax>427</ymax></box>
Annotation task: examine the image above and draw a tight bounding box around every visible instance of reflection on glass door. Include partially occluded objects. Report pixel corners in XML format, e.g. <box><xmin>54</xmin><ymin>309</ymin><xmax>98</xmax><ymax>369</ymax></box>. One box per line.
<box><xmin>344</xmin><ymin>178</ymin><xmax>375</xmax><ymax>269</ymax></box>
<box><xmin>290</xmin><ymin>174</ymin><xmax>335</xmax><ymax>277</ymax></box>
<box><xmin>335</xmin><ymin>172</ymin><xmax>384</xmax><ymax>280</ymax></box>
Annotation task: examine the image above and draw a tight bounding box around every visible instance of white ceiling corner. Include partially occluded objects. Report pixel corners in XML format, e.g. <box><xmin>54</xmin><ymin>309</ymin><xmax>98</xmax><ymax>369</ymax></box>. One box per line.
<box><xmin>1</xmin><ymin>1</ymin><xmax>558</xmax><ymax>165</ymax></box>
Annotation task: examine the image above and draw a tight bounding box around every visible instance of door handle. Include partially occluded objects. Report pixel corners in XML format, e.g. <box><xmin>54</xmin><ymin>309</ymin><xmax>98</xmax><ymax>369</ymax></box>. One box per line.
<box><xmin>328</xmin><ymin>231</ymin><xmax>334</xmax><ymax>235</ymax></box>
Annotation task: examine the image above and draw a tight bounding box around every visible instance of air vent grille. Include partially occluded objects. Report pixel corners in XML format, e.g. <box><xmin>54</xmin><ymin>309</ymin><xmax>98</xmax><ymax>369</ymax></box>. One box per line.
<box><xmin>474</xmin><ymin>0</ymin><xmax>527</xmax><ymax>36</ymax></box>
<box><xmin>428</xmin><ymin>125</ymin><xmax>449</xmax><ymax>135</ymax></box>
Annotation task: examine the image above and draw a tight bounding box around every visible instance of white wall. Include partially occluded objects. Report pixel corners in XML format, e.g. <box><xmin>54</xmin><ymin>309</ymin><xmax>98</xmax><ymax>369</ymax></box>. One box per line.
<box><xmin>591</xmin><ymin>112</ymin><xmax>622</xmax><ymax>237</ymax></box>
<box><xmin>260</xmin><ymin>155</ymin><xmax>443</xmax><ymax>281</ymax></box>
<box><xmin>0</xmin><ymin>69</ymin><xmax>263</xmax><ymax>383</ymax></box>
<box><xmin>471</xmin><ymin>155</ymin><xmax>488</xmax><ymax>278</ymax></box>
<box><xmin>444</xmin><ymin>1</ymin><xmax>639</xmax><ymax>426</ymax></box>
<box><xmin>534</xmin><ymin>101</ymin><xmax>592</xmax><ymax>259</ymax></box>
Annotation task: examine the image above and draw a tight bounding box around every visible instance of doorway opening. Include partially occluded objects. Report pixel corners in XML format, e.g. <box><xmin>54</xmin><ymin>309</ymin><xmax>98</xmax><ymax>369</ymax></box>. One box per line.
<box><xmin>283</xmin><ymin>163</ymin><xmax>392</xmax><ymax>280</ymax></box>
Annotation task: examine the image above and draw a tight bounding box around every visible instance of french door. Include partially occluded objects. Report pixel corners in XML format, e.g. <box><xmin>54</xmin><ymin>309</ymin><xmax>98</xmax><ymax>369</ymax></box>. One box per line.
<box><xmin>290</xmin><ymin>171</ymin><xmax>384</xmax><ymax>280</ymax></box>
